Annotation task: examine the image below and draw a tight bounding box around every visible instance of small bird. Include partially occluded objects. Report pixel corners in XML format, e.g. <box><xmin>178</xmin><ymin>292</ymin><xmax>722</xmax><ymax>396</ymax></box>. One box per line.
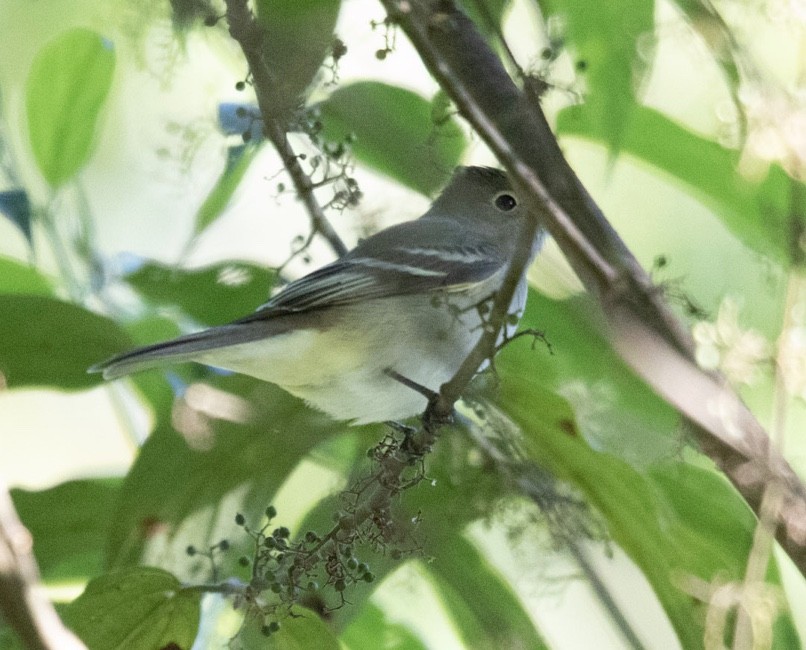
<box><xmin>92</xmin><ymin>167</ymin><xmax>544</xmax><ymax>423</ymax></box>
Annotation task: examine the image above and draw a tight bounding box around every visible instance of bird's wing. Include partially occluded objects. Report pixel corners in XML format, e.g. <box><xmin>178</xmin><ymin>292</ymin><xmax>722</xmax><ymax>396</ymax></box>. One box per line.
<box><xmin>245</xmin><ymin>240</ymin><xmax>504</xmax><ymax>317</ymax></box>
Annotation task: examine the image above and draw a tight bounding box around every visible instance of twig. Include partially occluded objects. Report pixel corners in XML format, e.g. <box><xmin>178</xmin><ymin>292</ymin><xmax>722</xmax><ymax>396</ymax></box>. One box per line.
<box><xmin>0</xmin><ymin>477</ymin><xmax>86</xmax><ymax>650</ymax></box>
<box><xmin>379</xmin><ymin>0</ymin><xmax>806</xmax><ymax>578</ymax></box>
<box><xmin>224</xmin><ymin>0</ymin><xmax>348</xmax><ymax>258</ymax></box>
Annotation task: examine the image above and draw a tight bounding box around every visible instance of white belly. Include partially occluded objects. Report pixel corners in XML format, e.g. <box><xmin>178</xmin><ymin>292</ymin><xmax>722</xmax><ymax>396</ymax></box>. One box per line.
<box><xmin>196</xmin><ymin>272</ymin><xmax>525</xmax><ymax>423</ymax></box>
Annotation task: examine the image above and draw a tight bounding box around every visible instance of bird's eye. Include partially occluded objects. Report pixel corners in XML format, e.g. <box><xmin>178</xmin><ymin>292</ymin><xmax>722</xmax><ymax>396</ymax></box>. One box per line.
<box><xmin>494</xmin><ymin>192</ymin><xmax>517</xmax><ymax>211</ymax></box>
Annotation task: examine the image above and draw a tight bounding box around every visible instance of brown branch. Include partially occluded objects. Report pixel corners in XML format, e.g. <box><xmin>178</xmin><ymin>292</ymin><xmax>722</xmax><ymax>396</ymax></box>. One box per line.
<box><xmin>0</xmin><ymin>478</ymin><xmax>86</xmax><ymax>650</ymax></box>
<box><xmin>224</xmin><ymin>0</ymin><xmax>348</xmax><ymax>258</ymax></box>
<box><xmin>380</xmin><ymin>0</ymin><xmax>806</xmax><ymax>577</ymax></box>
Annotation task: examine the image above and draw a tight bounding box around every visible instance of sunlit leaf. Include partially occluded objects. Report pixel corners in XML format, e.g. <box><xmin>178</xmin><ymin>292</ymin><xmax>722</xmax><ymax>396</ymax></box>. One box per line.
<box><xmin>239</xmin><ymin>608</ymin><xmax>341</xmax><ymax>649</ymax></box>
<box><xmin>12</xmin><ymin>479</ymin><xmax>121</xmax><ymax>583</ymax></box>
<box><xmin>0</xmin><ymin>256</ymin><xmax>52</xmax><ymax>295</ymax></box>
<box><xmin>341</xmin><ymin>603</ymin><xmax>427</xmax><ymax>650</ymax></box>
<box><xmin>426</xmin><ymin>537</ymin><xmax>549</xmax><ymax>650</ymax></box>
<box><xmin>254</xmin><ymin>0</ymin><xmax>341</xmax><ymax>114</ymax></box>
<box><xmin>194</xmin><ymin>144</ymin><xmax>262</xmax><ymax>235</ymax></box>
<box><xmin>0</xmin><ymin>295</ymin><xmax>130</xmax><ymax>389</ymax></box>
<box><xmin>125</xmin><ymin>260</ymin><xmax>275</xmax><ymax>326</ymax></box>
<box><xmin>319</xmin><ymin>82</ymin><xmax>467</xmax><ymax>195</ymax></box>
<box><xmin>538</xmin><ymin>0</ymin><xmax>654</xmax><ymax>154</ymax></box>
<box><xmin>557</xmin><ymin>104</ymin><xmax>799</xmax><ymax>265</ymax></box>
<box><xmin>26</xmin><ymin>28</ymin><xmax>115</xmax><ymax>187</ymax></box>
<box><xmin>499</xmin><ymin>290</ymin><xmax>680</xmax><ymax>466</ymax></box>
<box><xmin>64</xmin><ymin>567</ymin><xmax>200</xmax><ymax>650</ymax></box>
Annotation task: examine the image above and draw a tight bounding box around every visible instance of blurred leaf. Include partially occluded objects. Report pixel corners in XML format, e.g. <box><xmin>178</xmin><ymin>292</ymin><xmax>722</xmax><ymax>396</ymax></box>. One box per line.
<box><xmin>497</xmin><ymin>379</ymin><xmax>704</xmax><ymax>648</ymax></box>
<box><xmin>0</xmin><ymin>625</ymin><xmax>25</xmax><ymax>650</ymax></box>
<box><xmin>458</xmin><ymin>0</ymin><xmax>511</xmax><ymax>41</ymax></box>
<box><xmin>341</xmin><ymin>603</ymin><xmax>427</xmax><ymax>650</ymax></box>
<box><xmin>499</xmin><ymin>290</ymin><xmax>679</xmax><ymax>466</ymax></box>
<box><xmin>255</xmin><ymin>0</ymin><xmax>341</xmax><ymax>114</ymax></box>
<box><xmin>0</xmin><ymin>189</ymin><xmax>33</xmax><ymax>244</ymax></box>
<box><xmin>64</xmin><ymin>567</ymin><xmax>200</xmax><ymax>650</ymax></box>
<box><xmin>672</xmin><ymin>0</ymin><xmax>743</xmax><ymax>128</ymax></box>
<box><xmin>106</xmin><ymin>375</ymin><xmax>346</xmax><ymax>567</ymax></box>
<box><xmin>194</xmin><ymin>144</ymin><xmax>261</xmax><ymax>235</ymax></box>
<box><xmin>557</xmin><ymin>104</ymin><xmax>799</xmax><ymax>265</ymax></box>
<box><xmin>125</xmin><ymin>261</ymin><xmax>275</xmax><ymax>326</ymax></box>
<box><xmin>538</xmin><ymin>0</ymin><xmax>654</xmax><ymax>154</ymax></box>
<box><xmin>319</xmin><ymin>82</ymin><xmax>467</xmax><ymax>195</ymax></box>
<box><xmin>294</xmin><ymin>425</ymin><xmax>534</xmax><ymax>633</ymax></box>
<box><xmin>26</xmin><ymin>28</ymin><xmax>115</xmax><ymax>187</ymax></box>
<box><xmin>170</xmin><ymin>0</ymin><xmax>217</xmax><ymax>30</ymax></box>
<box><xmin>495</xmin><ymin>376</ymin><xmax>799</xmax><ymax>648</ymax></box>
<box><xmin>239</xmin><ymin>608</ymin><xmax>341</xmax><ymax>649</ymax></box>
<box><xmin>0</xmin><ymin>295</ymin><xmax>130</xmax><ymax>389</ymax></box>
<box><xmin>426</xmin><ymin>536</ymin><xmax>549</xmax><ymax>650</ymax></box>
<box><xmin>0</xmin><ymin>256</ymin><xmax>52</xmax><ymax>295</ymax></box>
<box><xmin>649</xmin><ymin>464</ymin><xmax>802</xmax><ymax>646</ymax></box>
<box><xmin>11</xmin><ymin>479</ymin><xmax>121</xmax><ymax>583</ymax></box>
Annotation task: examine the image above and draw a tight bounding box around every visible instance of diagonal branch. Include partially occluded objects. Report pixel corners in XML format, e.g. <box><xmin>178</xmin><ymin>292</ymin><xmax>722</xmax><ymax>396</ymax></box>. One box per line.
<box><xmin>380</xmin><ymin>0</ymin><xmax>806</xmax><ymax>577</ymax></box>
<box><xmin>0</xmin><ymin>478</ymin><xmax>86</xmax><ymax>650</ymax></box>
<box><xmin>224</xmin><ymin>0</ymin><xmax>348</xmax><ymax>258</ymax></box>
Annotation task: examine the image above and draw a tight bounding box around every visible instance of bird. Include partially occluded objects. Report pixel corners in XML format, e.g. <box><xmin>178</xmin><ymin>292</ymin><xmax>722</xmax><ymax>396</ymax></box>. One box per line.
<box><xmin>91</xmin><ymin>166</ymin><xmax>544</xmax><ymax>423</ymax></box>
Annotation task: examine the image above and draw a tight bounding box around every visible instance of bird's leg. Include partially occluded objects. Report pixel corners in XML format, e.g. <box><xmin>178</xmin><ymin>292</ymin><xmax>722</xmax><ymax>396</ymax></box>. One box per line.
<box><xmin>383</xmin><ymin>368</ymin><xmax>439</xmax><ymax>401</ymax></box>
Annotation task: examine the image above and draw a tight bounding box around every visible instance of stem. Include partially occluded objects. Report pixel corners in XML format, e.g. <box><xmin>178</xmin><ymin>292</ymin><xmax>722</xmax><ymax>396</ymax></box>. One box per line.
<box><xmin>224</xmin><ymin>0</ymin><xmax>348</xmax><ymax>258</ymax></box>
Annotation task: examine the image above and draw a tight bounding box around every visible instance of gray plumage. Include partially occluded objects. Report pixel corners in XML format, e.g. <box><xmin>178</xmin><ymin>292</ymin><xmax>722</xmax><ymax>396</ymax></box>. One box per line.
<box><xmin>91</xmin><ymin>167</ymin><xmax>544</xmax><ymax>422</ymax></box>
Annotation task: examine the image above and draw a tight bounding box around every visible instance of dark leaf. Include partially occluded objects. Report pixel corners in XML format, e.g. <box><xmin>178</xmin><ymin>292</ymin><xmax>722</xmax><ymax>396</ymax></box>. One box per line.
<box><xmin>125</xmin><ymin>261</ymin><xmax>275</xmax><ymax>326</ymax></box>
<box><xmin>0</xmin><ymin>295</ymin><xmax>130</xmax><ymax>389</ymax></box>
<box><xmin>319</xmin><ymin>82</ymin><xmax>467</xmax><ymax>195</ymax></box>
<box><xmin>0</xmin><ymin>190</ymin><xmax>33</xmax><ymax>244</ymax></box>
<box><xmin>63</xmin><ymin>567</ymin><xmax>200</xmax><ymax>650</ymax></box>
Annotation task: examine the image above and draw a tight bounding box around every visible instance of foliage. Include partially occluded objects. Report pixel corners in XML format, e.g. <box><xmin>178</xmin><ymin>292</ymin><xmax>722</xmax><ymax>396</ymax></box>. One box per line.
<box><xmin>0</xmin><ymin>0</ymin><xmax>804</xmax><ymax>648</ymax></box>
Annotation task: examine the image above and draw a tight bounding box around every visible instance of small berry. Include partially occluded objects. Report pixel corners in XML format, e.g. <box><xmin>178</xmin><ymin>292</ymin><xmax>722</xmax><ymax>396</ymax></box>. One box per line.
<box><xmin>266</xmin><ymin>505</ymin><xmax>277</xmax><ymax>519</ymax></box>
<box><xmin>235</xmin><ymin>513</ymin><xmax>245</xmax><ymax>526</ymax></box>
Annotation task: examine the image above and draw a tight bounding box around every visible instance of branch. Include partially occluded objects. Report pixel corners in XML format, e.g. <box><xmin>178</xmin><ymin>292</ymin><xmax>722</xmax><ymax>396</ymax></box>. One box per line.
<box><xmin>224</xmin><ymin>0</ymin><xmax>348</xmax><ymax>258</ymax></box>
<box><xmin>0</xmin><ymin>478</ymin><xmax>86</xmax><ymax>650</ymax></box>
<box><xmin>380</xmin><ymin>0</ymin><xmax>806</xmax><ymax>577</ymax></box>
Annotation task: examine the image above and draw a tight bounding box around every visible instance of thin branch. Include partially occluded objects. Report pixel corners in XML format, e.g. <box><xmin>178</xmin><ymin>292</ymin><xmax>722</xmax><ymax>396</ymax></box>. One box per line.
<box><xmin>0</xmin><ymin>477</ymin><xmax>86</xmax><ymax>650</ymax></box>
<box><xmin>224</xmin><ymin>0</ymin><xmax>348</xmax><ymax>258</ymax></box>
<box><xmin>379</xmin><ymin>0</ymin><xmax>806</xmax><ymax>577</ymax></box>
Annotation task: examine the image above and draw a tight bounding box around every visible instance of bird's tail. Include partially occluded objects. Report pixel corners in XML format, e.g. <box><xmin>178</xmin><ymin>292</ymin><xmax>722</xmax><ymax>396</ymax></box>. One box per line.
<box><xmin>89</xmin><ymin>321</ymin><xmax>278</xmax><ymax>379</ymax></box>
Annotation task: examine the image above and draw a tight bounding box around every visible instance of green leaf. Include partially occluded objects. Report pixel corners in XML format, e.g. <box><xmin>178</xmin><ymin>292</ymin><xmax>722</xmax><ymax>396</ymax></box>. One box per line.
<box><xmin>11</xmin><ymin>479</ymin><xmax>121</xmax><ymax>583</ymax></box>
<box><xmin>497</xmin><ymin>380</ymin><xmax>705</xmax><ymax>648</ymax></box>
<box><xmin>319</xmin><ymin>82</ymin><xmax>468</xmax><ymax>195</ymax></box>
<box><xmin>26</xmin><ymin>28</ymin><xmax>116</xmax><ymax>187</ymax></box>
<box><xmin>64</xmin><ymin>567</ymin><xmax>200</xmax><ymax>650</ymax></box>
<box><xmin>538</xmin><ymin>0</ymin><xmax>654</xmax><ymax>154</ymax></box>
<box><xmin>125</xmin><ymin>261</ymin><xmax>275</xmax><ymax>326</ymax></box>
<box><xmin>426</xmin><ymin>537</ymin><xmax>549</xmax><ymax>650</ymax></box>
<box><xmin>495</xmin><ymin>377</ymin><xmax>800</xmax><ymax>648</ymax></box>
<box><xmin>106</xmin><ymin>375</ymin><xmax>346</xmax><ymax>567</ymax></box>
<box><xmin>240</xmin><ymin>608</ymin><xmax>341</xmax><ymax>650</ymax></box>
<box><xmin>194</xmin><ymin>145</ymin><xmax>261</xmax><ymax>235</ymax></box>
<box><xmin>341</xmin><ymin>603</ymin><xmax>427</xmax><ymax>650</ymax></box>
<box><xmin>255</xmin><ymin>0</ymin><xmax>341</xmax><ymax>113</ymax></box>
<box><xmin>499</xmin><ymin>290</ymin><xmax>680</xmax><ymax>466</ymax></box>
<box><xmin>556</xmin><ymin>104</ymin><xmax>799</xmax><ymax>265</ymax></box>
<box><xmin>0</xmin><ymin>295</ymin><xmax>130</xmax><ymax>389</ymax></box>
<box><xmin>0</xmin><ymin>256</ymin><xmax>52</xmax><ymax>295</ymax></box>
